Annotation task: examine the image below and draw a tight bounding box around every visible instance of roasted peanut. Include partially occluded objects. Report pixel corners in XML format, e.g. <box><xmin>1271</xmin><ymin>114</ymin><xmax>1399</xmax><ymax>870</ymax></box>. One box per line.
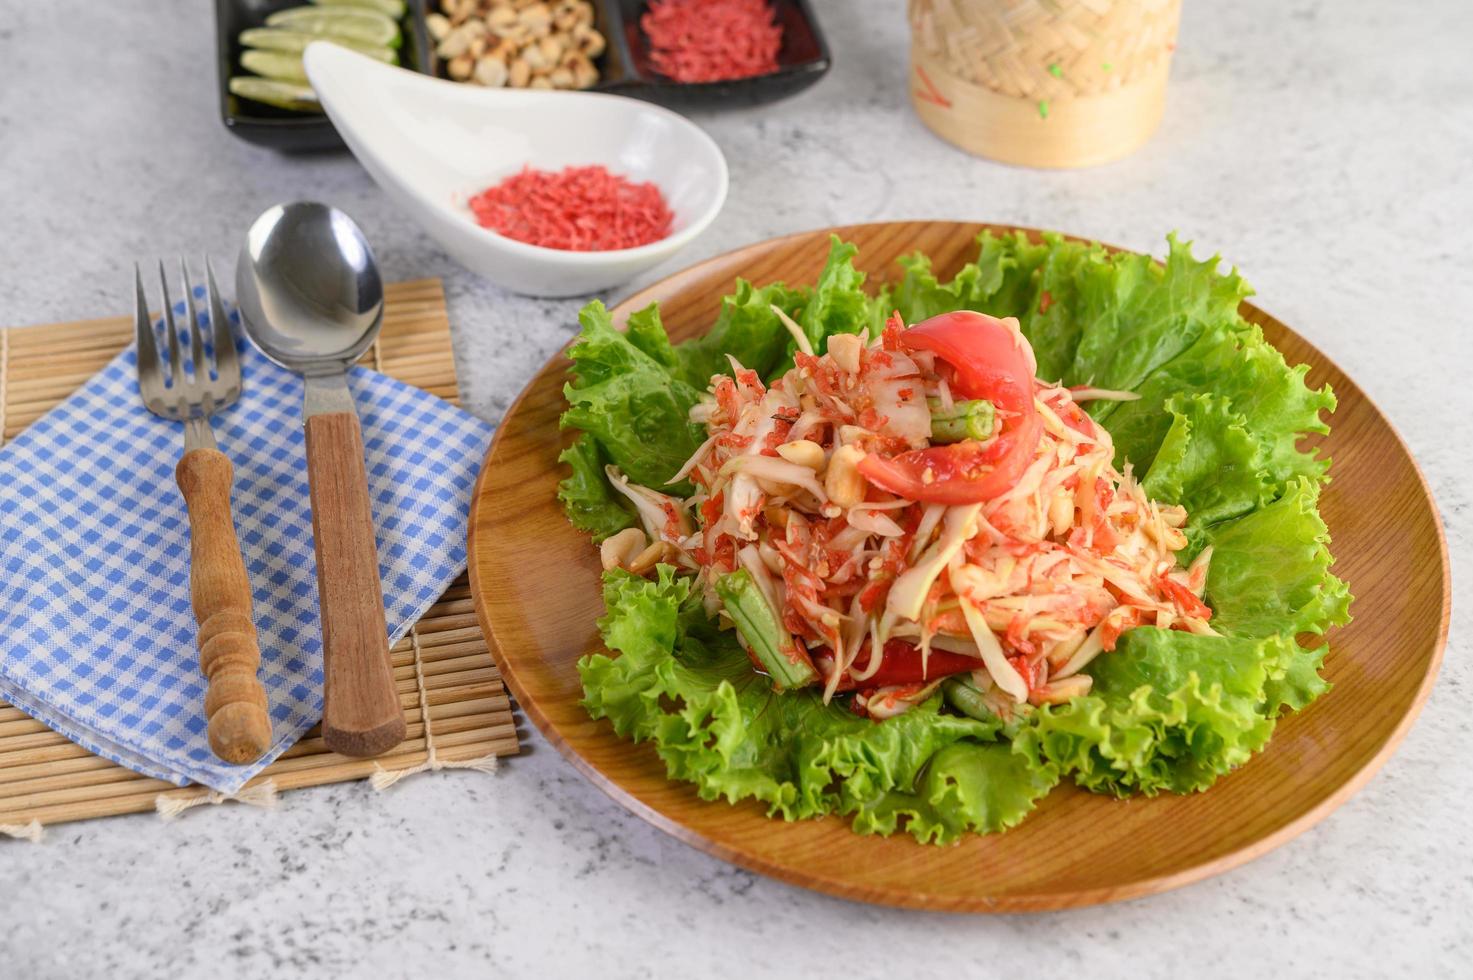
<box><xmin>487</xmin><ymin>35</ymin><xmax>516</xmax><ymax>62</ymax></box>
<box><xmin>520</xmin><ymin>43</ymin><xmax>551</xmax><ymax>71</ymax></box>
<box><xmin>1030</xmin><ymin>674</ymin><xmax>1094</xmax><ymax>706</ymax></box>
<box><xmin>447</xmin><ymin>0</ymin><xmax>475</xmax><ymax>25</ymax></box>
<box><xmin>447</xmin><ymin>51</ymin><xmax>475</xmax><ymax>79</ymax></box>
<box><xmin>826</xmin><ymin>333</ymin><xmax>863</xmax><ymax>375</ymax></box>
<box><xmin>437</xmin><ymin>26</ymin><xmax>473</xmax><ymax>58</ymax></box>
<box><xmin>538</xmin><ymin>33</ymin><xmax>565</xmax><ymax>62</ymax></box>
<box><xmin>825</xmin><ymin>444</ymin><xmax>868</xmax><ymax>509</ymax></box>
<box><xmin>474</xmin><ymin>55</ymin><xmax>509</xmax><ymax>86</ymax></box>
<box><xmin>599</xmin><ymin>527</ymin><xmax>647</xmax><ymax>572</ymax></box>
<box><xmin>552</xmin><ymin>0</ymin><xmax>580</xmax><ymax>31</ymax></box>
<box><xmin>572</xmin><ymin>22</ymin><xmax>605</xmax><ymax>57</ymax></box>
<box><xmin>518</xmin><ymin>2</ymin><xmax>552</xmax><ymax>36</ymax></box>
<box><xmin>566</xmin><ymin>50</ymin><xmax>598</xmax><ymax>88</ymax></box>
<box><xmin>441</xmin><ymin>0</ymin><xmax>601</xmax><ymax>89</ymax></box>
<box><xmin>776</xmin><ymin>439</ymin><xmax>825</xmax><ymax>470</ymax></box>
<box><xmin>625</xmin><ymin>541</ymin><xmax>670</xmax><ymax>575</ymax></box>
<box><xmin>486</xmin><ymin>4</ymin><xmax>518</xmax><ymax>32</ymax></box>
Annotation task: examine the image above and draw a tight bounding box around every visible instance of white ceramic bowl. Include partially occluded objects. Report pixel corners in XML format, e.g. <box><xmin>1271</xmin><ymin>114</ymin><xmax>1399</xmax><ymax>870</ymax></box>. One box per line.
<box><xmin>304</xmin><ymin>43</ymin><xmax>728</xmax><ymax>298</ymax></box>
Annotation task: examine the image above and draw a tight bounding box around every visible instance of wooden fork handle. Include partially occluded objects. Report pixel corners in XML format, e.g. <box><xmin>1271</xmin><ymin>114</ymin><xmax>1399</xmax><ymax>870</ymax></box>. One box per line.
<box><xmin>175</xmin><ymin>448</ymin><xmax>273</xmax><ymax>765</ymax></box>
<box><xmin>304</xmin><ymin>411</ymin><xmax>405</xmax><ymax>758</ymax></box>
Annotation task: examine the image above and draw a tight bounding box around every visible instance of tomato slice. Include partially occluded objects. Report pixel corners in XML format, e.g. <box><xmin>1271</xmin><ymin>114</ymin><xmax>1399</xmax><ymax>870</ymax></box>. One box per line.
<box><xmin>858</xmin><ymin>311</ymin><xmax>1042</xmax><ymax>503</ymax></box>
<box><xmin>814</xmin><ymin>638</ymin><xmax>978</xmax><ymax>691</ymax></box>
<box><xmin>898</xmin><ymin>310</ymin><xmax>1037</xmax><ymax>407</ymax></box>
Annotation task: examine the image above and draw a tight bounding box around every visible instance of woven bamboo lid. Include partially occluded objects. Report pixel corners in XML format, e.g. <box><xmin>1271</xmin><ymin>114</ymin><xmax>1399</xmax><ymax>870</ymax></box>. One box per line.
<box><xmin>909</xmin><ymin>0</ymin><xmax>1181</xmax><ymax>168</ymax></box>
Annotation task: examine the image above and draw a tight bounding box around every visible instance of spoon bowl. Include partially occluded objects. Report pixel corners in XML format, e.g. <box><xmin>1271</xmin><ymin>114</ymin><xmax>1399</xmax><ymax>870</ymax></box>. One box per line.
<box><xmin>237</xmin><ymin>202</ymin><xmax>385</xmax><ymax>373</ymax></box>
<box><xmin>303</xmin><ymin>42</ymin><xmax>728</xmax><ymax>298</ymax></box>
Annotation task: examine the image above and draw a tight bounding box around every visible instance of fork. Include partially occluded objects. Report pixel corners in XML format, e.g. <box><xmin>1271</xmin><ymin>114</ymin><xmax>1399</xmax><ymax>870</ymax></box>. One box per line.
<box><xmin>134</xmin><ymin>259</ymin><xmax>272</xmax><ymax>765</ymax></box>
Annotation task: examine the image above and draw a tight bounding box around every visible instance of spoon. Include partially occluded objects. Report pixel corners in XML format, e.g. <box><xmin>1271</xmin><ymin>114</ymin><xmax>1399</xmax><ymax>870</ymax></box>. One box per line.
<box><xmin>235</xmin><ymin>201</ymin><xmax>405</xmax><ymax>758</ymax></box>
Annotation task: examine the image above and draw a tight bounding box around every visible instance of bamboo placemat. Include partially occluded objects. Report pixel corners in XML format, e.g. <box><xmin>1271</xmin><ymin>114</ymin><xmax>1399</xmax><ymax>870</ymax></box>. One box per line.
<box><xmin>0</xmin><ymin>278</ymin><xmax>518</xmax><ymax>829</ymax></box>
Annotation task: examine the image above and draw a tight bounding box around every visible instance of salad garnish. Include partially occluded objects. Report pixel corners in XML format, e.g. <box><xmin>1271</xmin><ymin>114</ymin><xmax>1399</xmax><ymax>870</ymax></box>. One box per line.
<box><xmin>559</xmin><ymin>232</ymin><xmax>1351</xmax><ymax>842</ymax></box>
<box><xmin>599</xmin><ymin>306</ymin><xmax>1220</xmax><ymax>724</ymax></box>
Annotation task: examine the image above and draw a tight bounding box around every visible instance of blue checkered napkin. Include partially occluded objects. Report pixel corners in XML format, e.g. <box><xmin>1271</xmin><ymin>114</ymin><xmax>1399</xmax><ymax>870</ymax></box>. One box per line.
<box><xmin>0</xmin><ymin>300</ymin><xmax>493</xmax><ymax>793</ymax></box>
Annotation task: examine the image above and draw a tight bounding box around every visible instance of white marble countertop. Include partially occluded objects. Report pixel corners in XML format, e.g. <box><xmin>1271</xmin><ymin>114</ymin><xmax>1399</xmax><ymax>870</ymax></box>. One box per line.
<box><xmin>2</xmin><ymin>0</ymin><xmax>1469</xmax><ymax>976</ymax></box>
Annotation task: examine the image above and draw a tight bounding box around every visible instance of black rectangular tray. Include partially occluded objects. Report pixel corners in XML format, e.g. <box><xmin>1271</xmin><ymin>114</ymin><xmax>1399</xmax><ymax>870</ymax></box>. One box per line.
<box><xmin>216</xmin><ymin>0</ymin><xmax>831</xmax><ymax>153</ymax></box>
<box><xmin>406</xmin><ymin>0</ymin><xmax>831</xmax><ymax>110</ymax></box>
<box><xmin>214</xmin><ymin>0</ymin><xmax>434</xmax><ymax>152</ymax></box>
<box><xmin>596</xmin><ymin>0</ymin><xmax>831</xmax><ymax>108</ymax></box>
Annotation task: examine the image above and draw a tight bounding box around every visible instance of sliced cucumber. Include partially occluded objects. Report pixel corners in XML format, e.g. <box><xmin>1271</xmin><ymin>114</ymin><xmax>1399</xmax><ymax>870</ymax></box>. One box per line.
<box><xmin>239</xmin><ymin>28</ymin><xmax>395</xmax><ymax>60</ymax></box>
<box><xmin>240</xmin><ymin>49</ymin><xmax>309</xmax><ymax>83</ymax></box>
<box><xmin>228</xmin><ymin>76</ymin><xmax>321</xmax><ymax>112</ymax></box>
<box><xmin>311</xmin><ymin>0</ymin><xmax>407</xmax><ymax>18</ymax></box>
<box><xmin>264</xmin><ymin>6</ymin><xmax>401</xmax><ymax>47</ymax></box>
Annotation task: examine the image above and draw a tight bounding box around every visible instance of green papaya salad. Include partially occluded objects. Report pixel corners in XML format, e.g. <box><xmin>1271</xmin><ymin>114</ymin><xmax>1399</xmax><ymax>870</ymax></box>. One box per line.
<box><xmin>556</xmin><ymin>231</ymin><xmax>1351</xmax><ymax>843</ymax></box>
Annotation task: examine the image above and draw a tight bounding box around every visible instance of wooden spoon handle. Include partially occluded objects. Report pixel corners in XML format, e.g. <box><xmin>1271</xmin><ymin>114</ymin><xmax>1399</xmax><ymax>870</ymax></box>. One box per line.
<box><xmin>175</xmin><ymin>448</ymin><xmax>273</xmax><ymax>765</ymax></box>
<box><xmin>304</xmin><ymin>411</ymin><xmax>405</xmax><ymax>758</ymax></box>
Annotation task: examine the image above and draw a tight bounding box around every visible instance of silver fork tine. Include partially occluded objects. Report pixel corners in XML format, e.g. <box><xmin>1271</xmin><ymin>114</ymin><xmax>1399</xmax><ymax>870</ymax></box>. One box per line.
<box><xmin>180</xmin><ymin>258</ymin><xmax>212</xmax><ymax>415</ymax></box>
<box><xmin>158</xmin><ymin>261</ymin><xmax>183</xmax><ymax>396</ymax></box>
<box><xmin>133</xmin><ymin>264</ymin><xmax>161</xmax><ymax>390</ymax></box>
<box><xmin>205</xmin><ymin>256</ymin><xmax>239</xmax><ymax>389</ymax></box>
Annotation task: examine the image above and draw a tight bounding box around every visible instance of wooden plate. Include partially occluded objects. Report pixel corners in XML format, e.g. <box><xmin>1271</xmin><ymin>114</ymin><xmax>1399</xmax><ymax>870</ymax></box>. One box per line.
<box><xmin>469</xmin><ymin>222</ymin><xmax>1450</xmax><ymax>911</ymax></box>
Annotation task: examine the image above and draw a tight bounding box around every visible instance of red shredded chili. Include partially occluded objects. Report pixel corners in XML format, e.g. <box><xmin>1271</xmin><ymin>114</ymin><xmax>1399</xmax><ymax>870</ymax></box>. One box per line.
<box><xmin>467</xmin><ymin>165</ymin><xmax>673</xmax><ymax>252</ymax></box>
<box><xmin>642</xmin><ymin>0</ymin><xmax>783</xmax><ymax>83</ymax></box>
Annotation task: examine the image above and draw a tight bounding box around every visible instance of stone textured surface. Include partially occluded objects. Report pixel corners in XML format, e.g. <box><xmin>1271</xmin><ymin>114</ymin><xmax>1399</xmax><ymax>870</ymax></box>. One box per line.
<box><xmin>1</xmin><ymin>0</ymin><xmax>1469</xmax><ymax>976</ymax></box>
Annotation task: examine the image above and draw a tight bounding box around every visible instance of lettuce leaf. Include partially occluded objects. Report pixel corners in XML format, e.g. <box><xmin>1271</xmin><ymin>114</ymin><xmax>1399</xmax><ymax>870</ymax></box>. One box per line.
<box><xmin>666</xmin><ymin>280</ymin><xmax>812</xmax><ymax>387</ymax></box>
<box><xmin>622</xmin><ymin>302</ymin><xmax>681</xmax><ymax>373</ymax></box>
<box><xmin>891</xmin><ymin>231</ymin><xmax>1097</xmax><ymax>382</ymax></box>
<box><xmin>581</xmin><ymin>567</ymin><xmax>1015</xmax><ymax>842</ymax></box>
<box><xmin>1100</xmin><ymin>321</ymin><xmax>1335</xmax><ymax>486</ymax></box>
<box><xmin>563</xmin><ymin>232</ymin><xmax>1351</xmax><ymax>842</ymax></box>
<box><xmin>561</xmin><ymin>301</ymin><xmax>704</xmax><ymax>490</ymax></box>
<box><xmin>848</xmin><ymin>740</ymin><xmax>1059</xmax><ymax>841</ymax></box>
<box><xmin>556</xmin><ymin>434</ymin><xmax>636</xmax><ymax>542</ymax></box>
<box><xmin>1203</xmin><ymin>477</ymin><xmax>1352</xmax><ymax>638</ymax></box>
<box><xmin>799</xmin><ymin>237</ymin><xmax>874</xmax><ymax>352</ymax></box>
<box><xmin>1142</xmin><ymin>393</ymin><xmax>1272</xmax><ymax>538</ymax></box>
<box><xmin>1066</xmin><ymin>234</ymin><xmax>1252</xmax><ymax>397</ymax></box>
<box><xmin>1025</xmin><ymin>630</ymin><xmax>1287</xmax><ymax>796</ymax></box>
